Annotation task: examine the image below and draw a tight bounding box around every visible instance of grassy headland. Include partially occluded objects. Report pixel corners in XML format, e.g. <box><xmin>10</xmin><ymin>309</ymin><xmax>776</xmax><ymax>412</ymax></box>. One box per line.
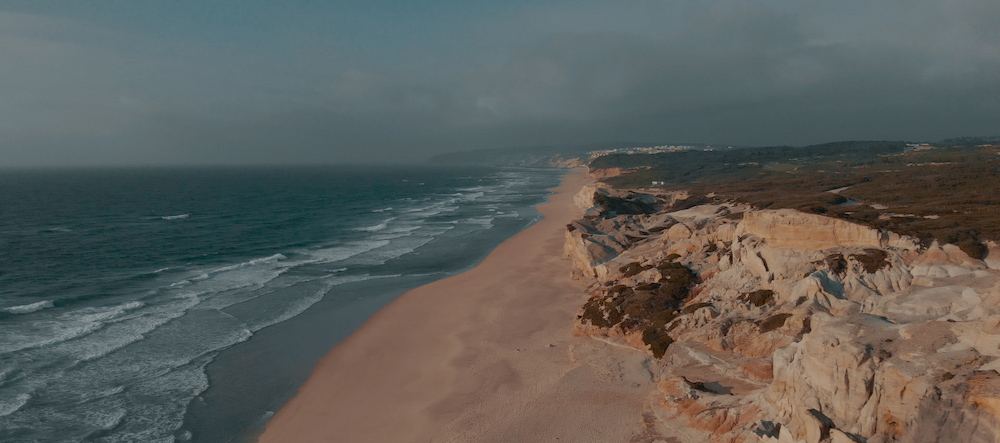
<box><xmin>591</xmin><ymin>137</ymin><xmax>1000</xmax><ymax>258</ymax></box>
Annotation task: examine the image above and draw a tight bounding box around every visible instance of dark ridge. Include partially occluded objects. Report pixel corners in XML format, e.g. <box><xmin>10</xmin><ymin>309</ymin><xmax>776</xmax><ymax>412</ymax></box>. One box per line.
<box><xmin>593</xmin><ymin>192</ymin><xmax>658</xmax><ymax>217</ymax></box>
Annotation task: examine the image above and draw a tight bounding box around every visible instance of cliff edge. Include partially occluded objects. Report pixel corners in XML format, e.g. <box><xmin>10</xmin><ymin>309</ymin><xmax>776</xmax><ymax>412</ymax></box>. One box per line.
<box><xmin>565</xmin><ymin>186</ymin><xmax>1000</xmax><ymax>443</ymax></box>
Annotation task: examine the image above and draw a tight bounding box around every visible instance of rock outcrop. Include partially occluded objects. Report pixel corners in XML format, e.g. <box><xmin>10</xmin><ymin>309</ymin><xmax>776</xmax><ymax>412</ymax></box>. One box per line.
<box><xmin>565</xmin><ymin>187</ymin><xmax>1000</xmax><ymax>442</ymax></box>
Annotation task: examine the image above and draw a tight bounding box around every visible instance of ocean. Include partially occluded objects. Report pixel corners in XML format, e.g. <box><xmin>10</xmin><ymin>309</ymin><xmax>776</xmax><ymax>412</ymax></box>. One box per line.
<box><xmin>0</xmin><ymin>165</ymin><xmax>565</xmax><ymax>442</ymax></box>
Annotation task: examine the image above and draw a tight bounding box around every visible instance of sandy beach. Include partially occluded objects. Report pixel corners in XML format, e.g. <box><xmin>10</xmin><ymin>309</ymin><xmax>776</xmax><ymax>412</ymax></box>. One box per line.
<box><xmin>259</xmin><ymin>170</ymin><xmax>657</xmax><ymax>442</ymax></box>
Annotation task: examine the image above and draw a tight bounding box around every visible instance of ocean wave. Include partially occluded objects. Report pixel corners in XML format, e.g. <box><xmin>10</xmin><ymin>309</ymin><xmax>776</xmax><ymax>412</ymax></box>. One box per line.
<box><xmin>465</xmin><ymin>216</ymin><xmax>495</xmax><ymax>227</ymax></box>
<box><xmin>211</xmin><ymin>253</ymin><xmax>286</xmax><ymax>273</ymax></box>
<box><xmin>0</xmin><ymin>301</ymin><xmax>146</xmax><ymax>355</ymax></box>
<box><xmin>348</xmin><ymin>230</ymin><xmax>450</xmax><ymax>265</ymax></box>
<box><xmin>405</xmin><ymin>204</ymin><xmax>459</xmax><ymax>218</ymax></box>
<box><xmin>0</xmin><ymin>393</ymin><xmax>30</xmax><ymax>417</ymax></box>
<box><xmin>0</xmin><ymin>321</ymin><xmax>104</xmax><ymax>355</ymax></box>
<box><xmin>459</xmin><ymin>191</ymin><xmax>485</xmax><ymax>201</ymax></box>
<box><xmin>371</xmin><ymin>224</ymin><xmax>422</xmax><ymax>241</ymax></box>
<box><xmin>56</xmin><ymin>305</ymin><xmax>185</xmax><ymax>363</ymax></box>
<box><xmin>247</xmin><ymin>281</ymin><xmax>338</xmax><ymax>332</ymax></box>
<box><xmin>302</xmin><ymin>240</ymin><xmax>390</xmax><ymax>265</ymax></box>
<box><xmin>4</xmin><ymin>300</ymin><xmax>54</xmax><ymax>315</ymax></box>
<box><xmin>353</xmin><ymin>218</ymin><xmax>395</xmax><ymax>232</ymax></box>
<box><xmin>161</xmin><ymin>214</ymin><xmax>190</xmax><ymax>220</ymax></box>
<box><xmin>388</xmin><ymin>225</ymin><xmax>422</xmax><ymax>234</ymax></box>
<box><xmin>0</xmin><ymin>168</ymin><xmax>559</xmax><ymax>442</ymax></box>
<box><xmin>90</xmin><ymin>406</ymin><xmax>128</xmax><ymax>432</ymax></box>
<box><xmin>161</xmin><ymin>254</ymin><xmax>295</xmax><ymax>309</ymax></box>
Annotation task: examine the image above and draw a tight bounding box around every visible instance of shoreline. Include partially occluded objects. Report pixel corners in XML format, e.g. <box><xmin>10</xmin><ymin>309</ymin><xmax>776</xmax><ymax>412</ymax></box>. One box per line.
<box><xmin>259</xmin><ymin>169</ymin><xmax>657</xmax><ymax>442</ymax></box>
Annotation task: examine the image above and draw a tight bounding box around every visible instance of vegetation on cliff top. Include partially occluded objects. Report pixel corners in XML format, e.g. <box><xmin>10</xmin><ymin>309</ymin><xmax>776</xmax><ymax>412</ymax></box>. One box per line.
<box><xmin>591</xmin><ymin>140</ymin><xmax>1000</xmax><ymax>258</ymax></box>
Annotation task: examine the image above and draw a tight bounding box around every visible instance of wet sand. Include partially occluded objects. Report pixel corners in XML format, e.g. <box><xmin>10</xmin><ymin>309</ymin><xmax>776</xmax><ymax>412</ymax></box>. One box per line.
<box><xmin>259</xmin><ymin>170</ymin><xmax>656</xmax><ymax>442</ymax></box>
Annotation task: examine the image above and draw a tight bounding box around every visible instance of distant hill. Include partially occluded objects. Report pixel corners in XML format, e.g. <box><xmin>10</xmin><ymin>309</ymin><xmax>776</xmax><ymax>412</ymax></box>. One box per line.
<box><xmin>934</xmin><ymin>136</ymin><xmax>1000</xmax><ymax>148</ymax></box>
<box><xmin>591</xmin><ymin>140</ymin><xmax>910</xmax><ymax>186</ymax></box>
<box><xmin>428</xmin><ymin>142</ymin><xmax>650</xmax><ymax>168</ymax></box>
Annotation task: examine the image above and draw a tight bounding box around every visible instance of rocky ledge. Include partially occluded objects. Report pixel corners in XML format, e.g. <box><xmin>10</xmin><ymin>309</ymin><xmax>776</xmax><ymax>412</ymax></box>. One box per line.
<box><xmin>565</xmin><ymin>186</ymin><xmax>1000</xmax><ymax>443</ymax></box>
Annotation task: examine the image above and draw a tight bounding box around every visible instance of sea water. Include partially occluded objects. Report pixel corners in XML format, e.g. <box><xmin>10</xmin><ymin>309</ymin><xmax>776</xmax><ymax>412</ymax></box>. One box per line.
<box><xmin>0</xmin><ymin>165</ymin><xmax>564</xmax><ymax>442</ymax></box>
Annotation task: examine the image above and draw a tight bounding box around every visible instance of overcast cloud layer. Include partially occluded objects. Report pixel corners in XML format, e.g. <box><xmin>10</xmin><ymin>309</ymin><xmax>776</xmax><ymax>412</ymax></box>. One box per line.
<box><xmin>1</xmin><ymin>0</ymin><xmax>997</xmax><ymax>166</ymax></box>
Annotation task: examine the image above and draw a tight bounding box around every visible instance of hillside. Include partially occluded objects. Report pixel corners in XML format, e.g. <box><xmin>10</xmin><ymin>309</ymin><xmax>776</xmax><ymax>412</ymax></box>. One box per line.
<box><xmin>428</xmin><ymin>142</ymin><xmax>649</xmax><ymax>168</ymax></box>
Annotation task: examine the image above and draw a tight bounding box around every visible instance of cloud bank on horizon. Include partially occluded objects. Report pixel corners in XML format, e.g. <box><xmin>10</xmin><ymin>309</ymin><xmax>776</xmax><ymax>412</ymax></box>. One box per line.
<box><xmin>1</xmin><ymin>0</ymin><xmax>997</xmax><ymax>166</ymax></box>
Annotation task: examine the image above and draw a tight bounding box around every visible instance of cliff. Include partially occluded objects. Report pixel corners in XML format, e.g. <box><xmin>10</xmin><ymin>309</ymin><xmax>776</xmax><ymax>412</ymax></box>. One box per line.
<box><xmin>565</xmin><ymin>186</ymin><xmax>1000</xmax><ymax>442</ymax></box>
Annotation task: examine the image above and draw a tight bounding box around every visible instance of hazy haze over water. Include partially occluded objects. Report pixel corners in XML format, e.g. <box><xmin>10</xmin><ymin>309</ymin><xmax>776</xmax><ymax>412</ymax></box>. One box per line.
<box><xmin>0</xmin><ymin>0</ymin><xmax>998</xmax><ymax>167</ymax></box>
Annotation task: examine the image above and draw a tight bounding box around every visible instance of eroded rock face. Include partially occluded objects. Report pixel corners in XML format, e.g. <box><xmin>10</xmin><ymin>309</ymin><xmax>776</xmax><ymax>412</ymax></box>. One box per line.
<box><xmin>566</xmin><ymin>187</ymin><xmax>1000</xmax><ymax>443</ymax></box>
<box><xmin>738</xmin><ymin>209</ymin><xmax>919</xmax><ymax>251</ymax></box>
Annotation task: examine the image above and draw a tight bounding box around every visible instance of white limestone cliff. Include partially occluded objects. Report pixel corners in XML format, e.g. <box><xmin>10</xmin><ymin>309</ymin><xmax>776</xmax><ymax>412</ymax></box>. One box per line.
<box><xmin>565</xmin><ymin>187</ymin><xmax>1000</xmax><ymax>442</ymax></box>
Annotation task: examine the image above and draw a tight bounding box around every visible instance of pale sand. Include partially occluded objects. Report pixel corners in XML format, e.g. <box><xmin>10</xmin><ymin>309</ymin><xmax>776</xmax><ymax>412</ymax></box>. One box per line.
<box><xmin>259</xmin><ymin>170</ymin><xmax>656</xmax><ymax>443</ymax></box>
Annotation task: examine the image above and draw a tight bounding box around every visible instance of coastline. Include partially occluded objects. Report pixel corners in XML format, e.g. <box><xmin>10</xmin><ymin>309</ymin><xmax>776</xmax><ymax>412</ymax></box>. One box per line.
<box><xmin>259</xmin><ymin>170</ymin><xmax>658</xmax><ymax>442</ymax></box>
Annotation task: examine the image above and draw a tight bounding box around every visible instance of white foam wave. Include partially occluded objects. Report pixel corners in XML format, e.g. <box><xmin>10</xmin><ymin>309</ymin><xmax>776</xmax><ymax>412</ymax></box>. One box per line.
<box><xmin>92</xmin><ymin>407</ymin><xmax>128</xmax><ymax>431</ymax></box>
<box><xmin>0</xmin><ymin>321</ymin><xmax>102</xmax><ymax>355</ymax></box>
<box><xmin>162</xmin><ymin>254</ymin><xmax>294</xmax><ymax>308</ymax></box>
<box><xmin>372</xmin><ymin>224</ymin><xmax>422</xmax><ymax>241</ymax></box>
<box><xmin>388</xmin><ymin>225</ymin><xmax>421</xmax><ymax>233</ymax></box>
<box><xmin>4</xmin><ymin>300</ymin><xmax>54</xmax><ymax>315</ymax></box>
<box><xmin>211</xmin><ymin>253</ymin><xmax>286</xmax><ymax>273</ymax></box>
<box><xmin>465</xmin><ymin>216</ymin><xmax>495</xmax><ymax>227</ymax></box>
<box><xmin>0</xmin><ymin>393</ymin><xmax>29</xmax><ymax>417</ymax></box>
<box><xmin>372</xmin><ymin>207</ymin><xmax>392</xmax><ymax>213</ymax></box>
<box><xmin>248</xmin><ymin>281</ymin><xmax>341</xmax><ymax>332</ymax></box>
<box><xmin>459</xmin><ymin>191</ymin><xmax>485</xmax><ymax>201</ymax></box>
<box><xmin>93</xmin><ymin>385</ymin><xmax>126</xmax><ymax>399</ymax></box>
<box><xmin>348</xmin><ymin>230</ymin><xmax>450</xmax><ymax>265</ymax></box>
<box><xmin>303</xmin><ymin>240</ymin><xmax>390</xmax><ymax>265</ymax></box>
<box><xmin>161</xmin><ymin>214</ymin><xmax>190</xmax><ymax>220</ymax></box>
<box><xmin>0</xmin><ymin>300</ymin><xmax>148</xmax><ymax>355</ymax></box>
<box><xmin>118</xmin><ymin>301</ymin><xmax>144</xmax><ymax>311</ymax></box>
<box><xmin>406</xmin><ymin>204</ymin><xmax>459</xmax><ymax>217</ymax></box>
<box><xmin>56</xmin><ymin>305</ymin><xmax>183</xmax><ymax>362</ymax></box>
<box><xmin>353</xmin><ymin>218</ymin><xmax>395</xmax><ymax>232</ymax></box>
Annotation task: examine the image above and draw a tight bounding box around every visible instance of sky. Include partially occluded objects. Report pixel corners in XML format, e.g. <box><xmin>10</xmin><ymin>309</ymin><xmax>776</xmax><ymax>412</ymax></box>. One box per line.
<box><xmin>0</xmin><ymin>0</ymin><xmax>997</xmax><ymax>166</ymax></box>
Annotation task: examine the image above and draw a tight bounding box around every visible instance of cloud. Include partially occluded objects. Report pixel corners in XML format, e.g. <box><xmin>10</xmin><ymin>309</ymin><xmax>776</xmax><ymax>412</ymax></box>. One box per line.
<box><xmin>0</xmin><ymin>1</ymin><xmax>997</xmax><ymax>166</ymax></box>
<box><xmin>439</xmin><ymin>0</ymin><xmax>1000</xmax><ymax>145</ymax></box>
